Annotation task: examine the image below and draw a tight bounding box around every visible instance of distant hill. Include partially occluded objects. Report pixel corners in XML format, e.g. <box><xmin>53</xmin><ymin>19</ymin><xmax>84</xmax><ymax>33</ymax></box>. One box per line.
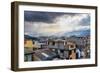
<box><xmin>50</xmin><ymin>29</ymin><xmax>90</xmax><ymax>37</ymax></box>
<box><xmin>24</xmin><ymin>29</ymin><xmax>90</xmax><ymax>38</ymax></box>
<box><xmin>64</xmin><ymin>29</ymin><xmax>90</xmax><ymax>37</ymax></box>
<box><xmin>24</xmin><ymin>34</ymin><xmax>39</xmax><ymax>40</ymax></box>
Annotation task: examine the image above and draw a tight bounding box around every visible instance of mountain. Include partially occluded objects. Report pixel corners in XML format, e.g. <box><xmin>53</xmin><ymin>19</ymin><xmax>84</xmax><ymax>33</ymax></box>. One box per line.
<box><xmin>24</xmin><ymin>34</ymin><xmax>39</xmax><ymax>40</ymax></box>
<box><xmin>63</xmin><ymin>29</ymin><xmax>90</xmax><ymax>37</ymax></box>
<box><xmin>50</xmin><ymin>29</ymin><xmax>90</xmax><ymax>37</ymax></box>
<box><xmin>24</xmin><ymin>29</ymin><xmax>90</xmax><ymax>38</ymax></box>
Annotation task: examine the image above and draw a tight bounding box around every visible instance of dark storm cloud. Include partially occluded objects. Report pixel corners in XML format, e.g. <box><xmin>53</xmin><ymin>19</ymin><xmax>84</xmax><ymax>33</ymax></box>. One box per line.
<box><xmin>24</xmin><ymin>11</ymin><xmax>51</xmax><ymax>23</ymax></box>
<box><xmin>24</xmin><ymin>11</ymin><xmax>63</xmax><ymax>23</ymax></box>
<box><xmin>24</xmin><ymin>11</ymin><xmax>90</xmax><ymax>26</ymax></box>
<box><xmin>24</xmin><ymin>11</ymin><xmax>77</xmax><ymax>23</ymax></box>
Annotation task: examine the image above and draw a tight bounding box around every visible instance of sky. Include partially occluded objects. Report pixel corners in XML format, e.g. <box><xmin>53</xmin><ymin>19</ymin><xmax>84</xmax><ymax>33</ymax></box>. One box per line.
<box><xmin>24</xmin><ymin>11</ymin><xmax>90</xmax><ymax>37</ymax></box>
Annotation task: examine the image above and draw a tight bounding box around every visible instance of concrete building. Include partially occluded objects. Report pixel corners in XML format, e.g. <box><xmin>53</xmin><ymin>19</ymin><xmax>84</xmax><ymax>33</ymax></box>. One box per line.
<box><xmin>47</xmin><ymin>39</ymin><xmax>77</xmax><ymax>59</ymax></box>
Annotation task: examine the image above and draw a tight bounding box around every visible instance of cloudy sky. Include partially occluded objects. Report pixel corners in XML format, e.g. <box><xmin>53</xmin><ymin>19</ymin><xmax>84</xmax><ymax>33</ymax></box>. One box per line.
<box><xmin>24</xmin><ymin>11</ymin><xmax>90</xmax><ymax>37</ymax></box>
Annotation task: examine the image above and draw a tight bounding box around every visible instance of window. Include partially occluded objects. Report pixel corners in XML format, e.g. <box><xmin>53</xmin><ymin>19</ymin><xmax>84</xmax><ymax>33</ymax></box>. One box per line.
<box><xmin>70</xmin><ymin>45</ymin><xmax>74</xmax><ymax>48</ymax></box>
<box><xmin>33</xmin><ymin>41</ymin><xmax>35</xmax><ymax>44</ymax></box>
<box><xmin>52</xmin><ymin>42</ymin><xmax>55</xmax><ymax>46</ymax></box>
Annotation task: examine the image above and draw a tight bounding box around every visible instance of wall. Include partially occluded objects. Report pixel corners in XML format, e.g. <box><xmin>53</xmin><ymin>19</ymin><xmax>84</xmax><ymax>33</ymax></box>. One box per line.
<box><xmin>0</xmin><ymin>0</ymin><xmax>99</xmax><ymax>73</ymax></box>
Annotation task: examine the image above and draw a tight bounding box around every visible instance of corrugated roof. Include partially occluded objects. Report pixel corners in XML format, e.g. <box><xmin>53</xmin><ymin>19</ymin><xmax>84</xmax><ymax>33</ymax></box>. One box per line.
<box><xmin>34</xmin><ymin>49</ymin><xmax>57</xmax><ymax>60</ymax></box>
